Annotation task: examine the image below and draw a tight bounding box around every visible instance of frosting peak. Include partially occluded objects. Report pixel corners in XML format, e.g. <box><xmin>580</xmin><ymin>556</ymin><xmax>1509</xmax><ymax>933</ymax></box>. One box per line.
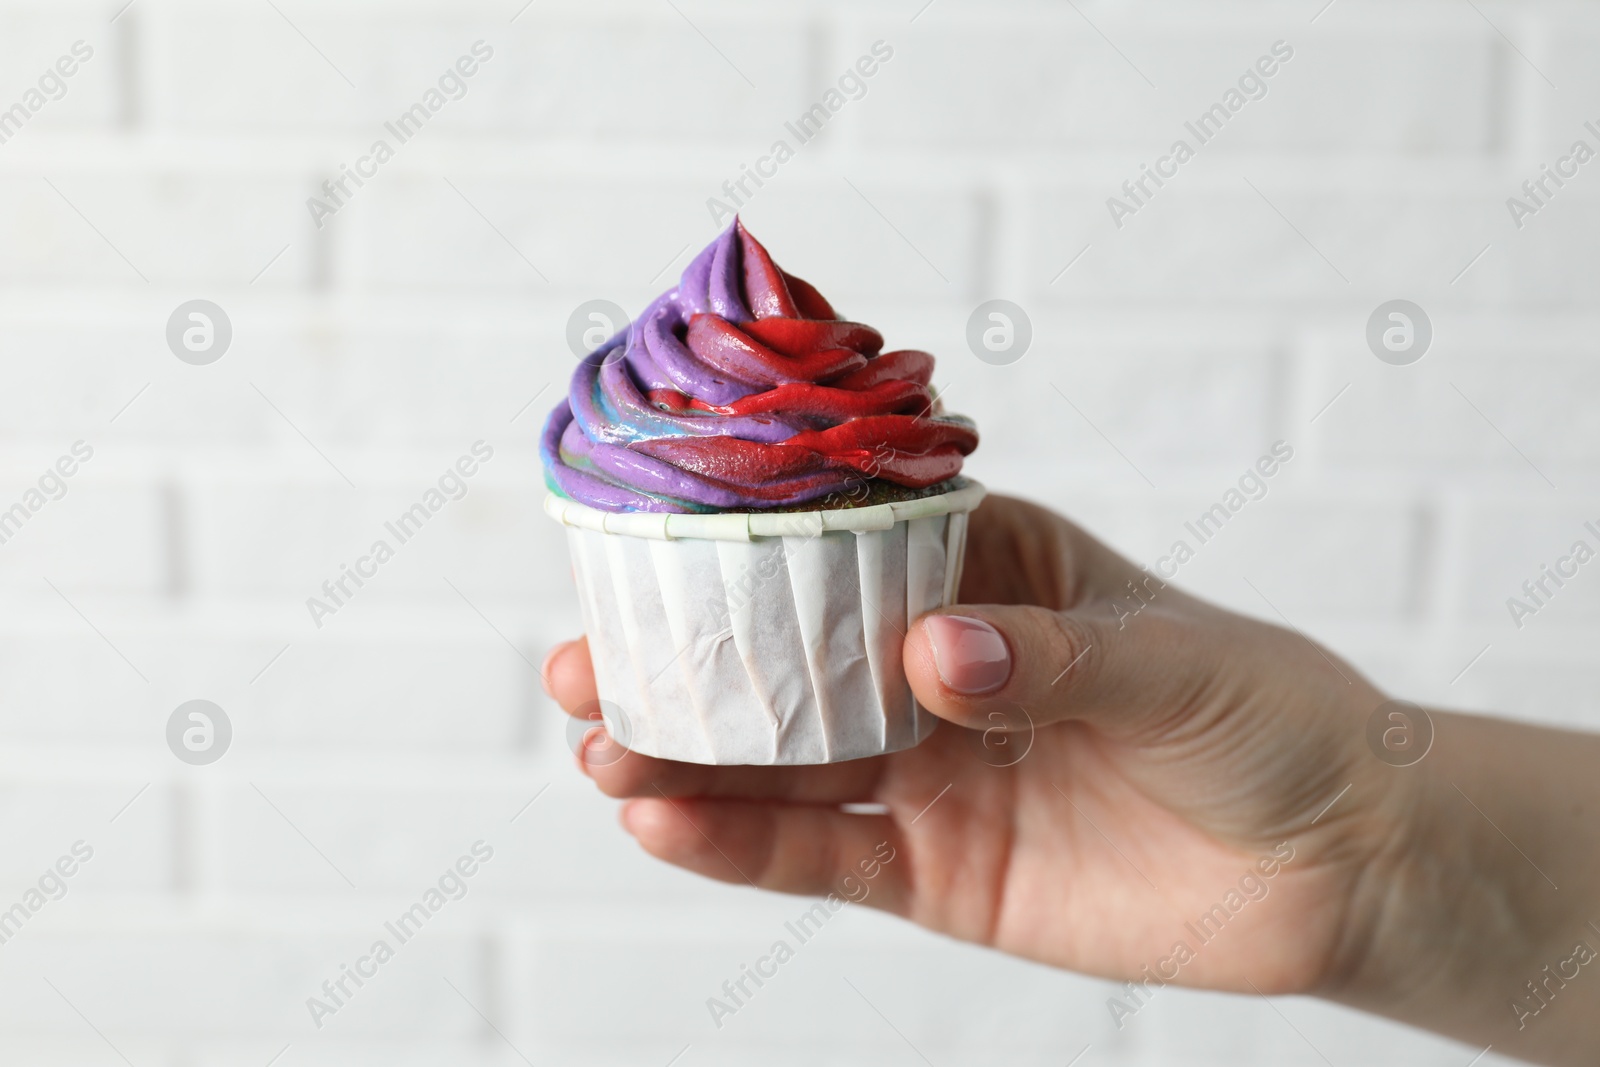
<box><xmin>541</xmin><ymin>220</ymin><xmax>978</xmax><ymax>513</ymax></box>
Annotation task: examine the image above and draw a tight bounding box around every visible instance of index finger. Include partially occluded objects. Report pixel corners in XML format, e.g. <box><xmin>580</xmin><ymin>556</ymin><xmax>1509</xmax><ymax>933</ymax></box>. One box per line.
<box><xmin>543</xmin><ymin>637</ymin><xmax>599</xmax><ymax>715</ymax></box>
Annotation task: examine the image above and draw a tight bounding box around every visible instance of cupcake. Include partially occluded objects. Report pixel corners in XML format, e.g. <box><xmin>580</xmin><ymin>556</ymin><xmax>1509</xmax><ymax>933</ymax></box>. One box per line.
<box><xmin>542</xmin><ymin>219</ymin><xmax>981</xmax><ymax>765</ymax></box>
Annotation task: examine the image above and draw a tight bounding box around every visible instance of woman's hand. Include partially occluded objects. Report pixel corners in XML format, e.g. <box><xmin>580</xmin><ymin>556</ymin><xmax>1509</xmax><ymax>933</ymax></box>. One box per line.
<box><xmin>542</xmin><ymin>494</ymin><xmax>1600</xmax><ymax>1065</ymax></box>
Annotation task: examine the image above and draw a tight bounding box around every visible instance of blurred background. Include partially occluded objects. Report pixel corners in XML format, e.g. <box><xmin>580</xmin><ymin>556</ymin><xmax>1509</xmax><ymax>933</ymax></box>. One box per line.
<box><xmin>0</xmin><ymin>0</ymin><xmax>1594</xmax><ymax>1062</ymax></box>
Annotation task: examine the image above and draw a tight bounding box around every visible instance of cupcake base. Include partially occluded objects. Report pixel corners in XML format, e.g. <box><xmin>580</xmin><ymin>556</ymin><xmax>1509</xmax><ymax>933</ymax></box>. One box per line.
<box><xmin>546</xmin><ymin>482</ymin><xmax>984</xmax><ymax>765</ymax></box>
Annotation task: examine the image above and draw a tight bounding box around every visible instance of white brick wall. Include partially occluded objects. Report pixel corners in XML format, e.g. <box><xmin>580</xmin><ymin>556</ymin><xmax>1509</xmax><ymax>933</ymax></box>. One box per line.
<box><xmin>0</xmin><ymin>0</ymin><xmax>1591</xmax><ymax>1062</ymax></box>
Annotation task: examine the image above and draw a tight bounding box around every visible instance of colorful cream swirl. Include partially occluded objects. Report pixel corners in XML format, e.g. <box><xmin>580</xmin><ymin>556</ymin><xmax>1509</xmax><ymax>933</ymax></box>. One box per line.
<box><xmin>541</xmin><ymin>220</ymin><xmax>978</xmax><ymax>513</ymax></box>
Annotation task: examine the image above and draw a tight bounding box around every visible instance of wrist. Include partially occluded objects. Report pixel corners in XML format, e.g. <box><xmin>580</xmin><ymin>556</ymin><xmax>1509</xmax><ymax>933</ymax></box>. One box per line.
<box><xmin>1324</xmin><ymin>754</ymin><xmax>1512</xmax><ymax>1012</ymax></box>
<box><xmin>1313</xmin><ymin>738</ymin><xmax>1458</xmax><ymax>1003</ymax></box>
<box><xmin>1323</xmin><ymin>711</ymin><xmax>1600</xmax><ymax>1059</ymax></box>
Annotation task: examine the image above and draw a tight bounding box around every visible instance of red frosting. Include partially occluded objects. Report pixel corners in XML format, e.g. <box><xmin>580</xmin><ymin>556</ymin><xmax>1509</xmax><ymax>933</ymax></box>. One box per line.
<box><xmin>544</xmin><ymin>219</ymin><xmax>978</xmax><ymax>512</ymax></box>
<box><xmin>643</xmin><ymin>226</ymin><xmax>976</xmax><ymax>501</ymax></box>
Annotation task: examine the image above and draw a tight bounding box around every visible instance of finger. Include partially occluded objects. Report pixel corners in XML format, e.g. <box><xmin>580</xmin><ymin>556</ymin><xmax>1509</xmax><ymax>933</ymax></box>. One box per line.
<box><xmin>904</xmin><ymin>602</ymin><xmax>1207</xmax><ymax>735</ymax></box>
<box><xmin>542</xmin><ymin>637</ymin><xmax>598</xmax><ymax>716</ymax></box>
<box><xmin>961</xmin><ymin>494</ymin><xmax>1154</xmax><ymax>610</ymax></box>
<box><xmin>582</xmin><ymin>736</ymin><xmax>886</xmax><ymax>804</ymax></box>
<box><xmin>620</xmin><ymin>797</ymin><xmax>910</xmax><ymax>916</ymax></box>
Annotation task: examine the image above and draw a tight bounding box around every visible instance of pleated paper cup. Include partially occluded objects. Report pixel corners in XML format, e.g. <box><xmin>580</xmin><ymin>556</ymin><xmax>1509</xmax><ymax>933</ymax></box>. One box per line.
<box><xmin>544</xmin><ymin>481</ymin><xmax>985</xmax><ymax>765</ymax></box>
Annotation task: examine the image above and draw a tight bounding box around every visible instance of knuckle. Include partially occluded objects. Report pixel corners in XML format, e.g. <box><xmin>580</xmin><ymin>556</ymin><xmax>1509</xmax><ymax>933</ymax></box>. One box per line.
<box><xmin>1037</xmin><ymin>609</ymin><xmax>1100</xmax><ymax>692</ymax></box>
<box><xmin>590</xmin><ymin>761</ymin><xmax>644</xmax><ymax>798</ymax></box>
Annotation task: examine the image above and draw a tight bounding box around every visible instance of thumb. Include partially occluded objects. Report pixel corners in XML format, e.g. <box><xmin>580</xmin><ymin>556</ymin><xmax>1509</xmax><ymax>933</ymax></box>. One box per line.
<box><xmin>903</xmin><ymin>605</ymin><xmax>1199</xmax><ymax>736</ymax></box>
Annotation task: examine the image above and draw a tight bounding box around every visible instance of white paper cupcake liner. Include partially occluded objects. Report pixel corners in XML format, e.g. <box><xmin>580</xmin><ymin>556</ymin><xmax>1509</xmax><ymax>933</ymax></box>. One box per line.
<box><xmin>545</xmin><ymin>481</ymin><xmax>985</xmax><ymax>765</ymax></box>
